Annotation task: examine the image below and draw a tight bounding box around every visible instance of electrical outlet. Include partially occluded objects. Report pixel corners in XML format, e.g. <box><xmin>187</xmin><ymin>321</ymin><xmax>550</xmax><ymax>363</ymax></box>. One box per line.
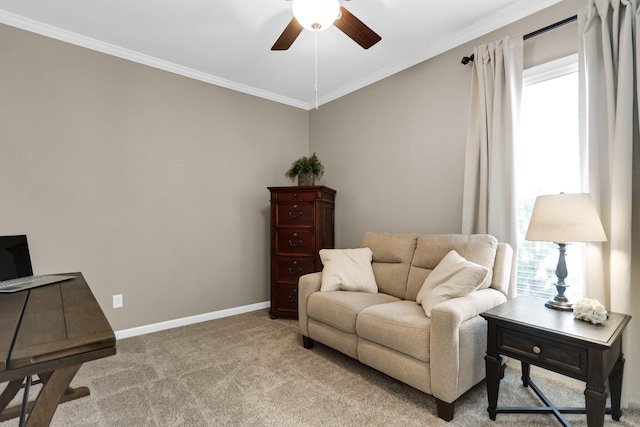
<box><xmin>113</xmin><ymin>294</ymin><xmax>123</xmax><ymax>309</ymax></box>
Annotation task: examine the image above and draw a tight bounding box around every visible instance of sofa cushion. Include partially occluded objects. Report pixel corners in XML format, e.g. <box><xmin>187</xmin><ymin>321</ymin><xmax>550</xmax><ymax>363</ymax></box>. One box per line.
<box><xmin>307</xmin><ymin>291</ymin><xmax>400</xmax><ymax>334</ymax></box>
<box><xmin>357</xmin><ymin>300</ymin><xmax>431</xmax><ymax>362</ymax></box>
<box><xmin>406</xmin><ymin>234</ymin><xmax>498</xmax><ymax>300</ymax></box>
<box><xmin>319</xmin><ymin>248</ymin><xmax>378</xmax><ymax>293</ymax></box>
<box><xmin>416</xmin><ymin>250</ymin><xmax>489</xmax><ymax>317</ymax></box>
<box><xmin>359</xmin><ymin>232</ymin><xmax>418</xmax><ymax>299</ymax></box>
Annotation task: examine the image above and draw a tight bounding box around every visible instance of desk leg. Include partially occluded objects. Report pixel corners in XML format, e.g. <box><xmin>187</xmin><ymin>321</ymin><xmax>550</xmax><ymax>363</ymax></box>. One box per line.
<box><xmin>609</xmin><ymin>354</ymin><xmax>625</xmax><ymax>421</ymax></box>
<box><xmin>485</xmin><ymin>354</ymin><xmax>502</xmax><ymax>421</ymax></box>
<box><xmin>25</xmin><ymin>363</ymin><xmax>81</xmax><ymax>427</ymax></box>
<box><xmin>0</xmin><ymin>379</ymin><xmax>24</xmax><ymax>415</ymax></box>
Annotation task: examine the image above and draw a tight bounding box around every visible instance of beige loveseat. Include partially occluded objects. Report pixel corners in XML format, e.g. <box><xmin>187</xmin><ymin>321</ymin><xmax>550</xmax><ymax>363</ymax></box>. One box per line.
<box><xmin>298</xmin><ymin>232</ymin><xmax>513</xmax><ymax>421</ymax></box>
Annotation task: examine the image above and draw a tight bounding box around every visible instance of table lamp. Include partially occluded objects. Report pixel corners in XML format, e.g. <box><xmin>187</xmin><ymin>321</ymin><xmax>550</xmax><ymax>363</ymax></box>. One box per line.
<box><xmin>525</xmin><ymin>193</ymin><xmax>607</xmax><ymax>310</ymax></box>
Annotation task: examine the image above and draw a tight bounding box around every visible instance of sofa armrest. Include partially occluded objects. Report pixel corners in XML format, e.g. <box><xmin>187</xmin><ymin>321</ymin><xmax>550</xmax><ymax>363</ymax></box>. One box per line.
<box><xmin>298</xmin><ymin>272</ymin><xmax>322</xmax><ymax>337</ymax></box>
<box><xmin>429</xmin><ymin>288</ymin><xmax>507</xmax><ymax>403</ymax></box>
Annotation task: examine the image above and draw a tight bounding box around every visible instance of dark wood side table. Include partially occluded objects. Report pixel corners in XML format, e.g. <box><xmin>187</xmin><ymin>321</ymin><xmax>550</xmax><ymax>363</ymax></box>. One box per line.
<box><xmin>481</xmin><ymin>296</ymin><xmax>631</xmax><ymax>427</ymax></box>
<box><xmin>0</xmin><ymin>273</ymin><xmax>116</xmax><ymax>426</ymax></box>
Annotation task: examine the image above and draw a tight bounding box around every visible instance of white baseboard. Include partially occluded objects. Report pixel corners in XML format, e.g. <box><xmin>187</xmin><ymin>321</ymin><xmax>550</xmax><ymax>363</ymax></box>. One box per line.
<box><xmin>114</xmin><ymin>301</ymin><xmax>270</xmax><ymax>340</ymax></box>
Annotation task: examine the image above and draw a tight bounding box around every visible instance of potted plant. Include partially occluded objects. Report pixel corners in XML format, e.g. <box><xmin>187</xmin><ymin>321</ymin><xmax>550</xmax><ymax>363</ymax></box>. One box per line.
<box><xmin>285</xmin><ymin>152</ymin><xmax>324</xmax><ymax>186</ymax></box>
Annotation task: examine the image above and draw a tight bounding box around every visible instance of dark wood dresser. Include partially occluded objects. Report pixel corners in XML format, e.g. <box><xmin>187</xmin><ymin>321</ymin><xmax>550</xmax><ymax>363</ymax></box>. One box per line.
<box><xmin>268</xmin><ymin>186</ymin><xmax>335</xmax><ymax>318</ymax></box>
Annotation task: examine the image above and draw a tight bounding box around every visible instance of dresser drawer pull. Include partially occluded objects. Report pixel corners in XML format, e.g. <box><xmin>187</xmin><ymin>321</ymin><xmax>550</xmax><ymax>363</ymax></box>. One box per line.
<box><xmin>288</xmin><ymin>267</ymin><xmax>303</xmax><ymax>275</ymax></box>
<box><xmin>533</xmin><ymin>346</ymin><xmax>541</xmax><ymax>354</ymax></box>
<box><xmin>288</xmin><ymin>239</ymin><xmax>303</xmax><ymax>247</ymax></box>
<box><xmin>288</xmin><ymin>210</ymin><xmax>303</xmax><ymax>218</ymax></box>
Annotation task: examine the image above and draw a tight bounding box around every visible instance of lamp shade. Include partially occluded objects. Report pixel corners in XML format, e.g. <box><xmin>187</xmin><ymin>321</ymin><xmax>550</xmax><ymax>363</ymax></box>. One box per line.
<box><xmin>292</xmin><ymin>0</ymin><xmax>340</xmax><ymax>32</ymax></box>
<box><xmin>525</xmin><ymin>193</ymin><xmax>607</xmax><ymax>243</ymax></box>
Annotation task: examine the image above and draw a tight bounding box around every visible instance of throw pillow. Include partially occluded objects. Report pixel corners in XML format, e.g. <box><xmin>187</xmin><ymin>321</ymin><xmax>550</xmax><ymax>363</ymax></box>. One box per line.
<box><xmin>416</xmin><ymin>249</ymin><xmax>489</xmax><ymax>317</ymax></box>
<box><xmin>319</xmin><ymin>247</ymin><xmax>378</xmax><ymax>293</ymax></box>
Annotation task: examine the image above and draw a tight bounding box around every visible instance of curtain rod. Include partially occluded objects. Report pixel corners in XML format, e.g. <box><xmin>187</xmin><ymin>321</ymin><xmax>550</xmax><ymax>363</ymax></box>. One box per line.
<box><xmin>460</xmin><ymin>14</ymin><xmax>578</xmax><ymax>64</ymax></box>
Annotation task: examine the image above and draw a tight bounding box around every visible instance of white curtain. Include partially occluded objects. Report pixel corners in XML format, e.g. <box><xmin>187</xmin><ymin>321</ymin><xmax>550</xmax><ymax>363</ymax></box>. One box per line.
<box><xmin>461</xmin><ymin>36</ymin><xmax>523</xmax><ymax>296</ymax></box>
<box><xmin>578</xmin><ymin>0</ymin><xmax>638</xmax><ymax>316</ymax></box>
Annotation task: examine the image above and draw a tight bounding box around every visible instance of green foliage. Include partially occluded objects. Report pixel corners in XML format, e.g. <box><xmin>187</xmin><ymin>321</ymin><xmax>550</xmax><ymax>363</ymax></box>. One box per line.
<box><xmin>285</xmin><ymin>152</ymin><xmax>325</xmax><ymax>181</ymax></box>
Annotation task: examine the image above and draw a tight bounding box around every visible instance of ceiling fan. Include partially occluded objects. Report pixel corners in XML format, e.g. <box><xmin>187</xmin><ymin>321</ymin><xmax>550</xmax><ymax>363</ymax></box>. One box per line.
<box><xmin>271</xmin><ymin>0</ymin><xmax>381</xmax><ymax>51</ymax></box>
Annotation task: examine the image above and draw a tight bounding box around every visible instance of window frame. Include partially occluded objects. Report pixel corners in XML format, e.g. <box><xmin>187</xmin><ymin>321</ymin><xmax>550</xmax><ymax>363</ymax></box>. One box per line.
<box><xmin>516</xmin><ymin>53</ymin><xmax>583</xmax><ymax>300</ymax></box>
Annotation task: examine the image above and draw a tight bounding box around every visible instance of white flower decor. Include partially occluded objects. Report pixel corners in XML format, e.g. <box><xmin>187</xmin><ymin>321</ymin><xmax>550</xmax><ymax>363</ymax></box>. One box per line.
<box><xmin>572</xmin><ymin>298</ymin><xmax>608</xmax><ymax>325</ymax></box>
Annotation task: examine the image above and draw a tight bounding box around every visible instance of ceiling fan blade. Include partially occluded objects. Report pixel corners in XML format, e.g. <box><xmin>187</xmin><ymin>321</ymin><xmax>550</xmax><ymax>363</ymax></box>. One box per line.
<box><xmin>334</xmin><ymin>6</ymin><xmax>381</xmax><ymax>49</ymax></box>
<box><xmin>271</xmin><ymin>17</ymin><xmax>304</xmax><ymax>50</ymax></box>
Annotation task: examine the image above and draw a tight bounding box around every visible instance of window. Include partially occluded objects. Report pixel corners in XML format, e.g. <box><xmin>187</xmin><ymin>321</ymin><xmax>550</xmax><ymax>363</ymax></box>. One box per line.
<box><xmin>515</xmin><ymin>55</ymin><xmax>584</xmax><ymax>301</ymax></box>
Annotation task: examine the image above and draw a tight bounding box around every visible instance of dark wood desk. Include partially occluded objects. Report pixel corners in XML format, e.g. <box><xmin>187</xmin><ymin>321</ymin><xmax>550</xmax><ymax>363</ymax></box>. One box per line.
<box><xmin>481</xmin><ymin>296</ymin><xmax>631</xmax><ymax>427</ymax></box>
<box><xmin>0</xmin><ymin>273</ymin><xmax>116</xmax><ymax>426</ymax></box>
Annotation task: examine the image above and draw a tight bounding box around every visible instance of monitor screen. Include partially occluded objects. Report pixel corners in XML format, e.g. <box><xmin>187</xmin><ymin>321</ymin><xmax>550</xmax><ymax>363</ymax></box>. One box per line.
<box><xmin>0</xmin><ymin>235</ymin><xmax>34</xmax><ymax>281</ymax></box>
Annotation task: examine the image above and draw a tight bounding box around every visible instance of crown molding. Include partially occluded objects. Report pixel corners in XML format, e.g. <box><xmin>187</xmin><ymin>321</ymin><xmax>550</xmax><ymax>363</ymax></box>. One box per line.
<box><xmin>0</xmin><ymin>10</ymin><xmax>309</xmax><ymax>110</ymax></box>
<box><xmin>2</xmin><ymin>0</ymin><xmax>563</xmax><ymax>111</ymax></box>
<box><xmin>315</xmin><ymin>0</ymin><xmax>564</xmax><ymax>108</ymax></box>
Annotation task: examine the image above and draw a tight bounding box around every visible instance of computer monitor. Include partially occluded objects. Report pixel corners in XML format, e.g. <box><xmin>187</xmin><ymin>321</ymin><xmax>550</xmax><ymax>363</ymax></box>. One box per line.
<box><xmin>0</xmin><ymin>235</ymin><xmax>34</xmax><ymax>281</ymax></box>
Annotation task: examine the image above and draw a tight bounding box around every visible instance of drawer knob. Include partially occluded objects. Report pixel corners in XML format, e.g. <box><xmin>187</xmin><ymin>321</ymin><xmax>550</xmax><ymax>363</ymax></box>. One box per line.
<box><xmin>533</xmin><ymin>346</ymin><xmax>541</xmax><ymax>354</ymax></box>
<box><xmin>288</xmin><ymin>267</ymin><xmax>303</xmax><ymax>275</ymax></box>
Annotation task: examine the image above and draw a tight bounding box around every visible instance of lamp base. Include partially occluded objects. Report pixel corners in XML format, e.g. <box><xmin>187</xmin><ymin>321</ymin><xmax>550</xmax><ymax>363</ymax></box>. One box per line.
<box><xmin>545</xmin><ymin>299</ymin><xmax>573</xmax><ymax>311</ymax></box>
<box><xmin>545</xmin><ymin>244</ymin><xmax>573</xmax><ymax>311</ymax></box>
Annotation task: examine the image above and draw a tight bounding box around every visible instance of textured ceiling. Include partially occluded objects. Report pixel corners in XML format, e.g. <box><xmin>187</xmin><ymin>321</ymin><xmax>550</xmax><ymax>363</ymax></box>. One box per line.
<box><xmin>0</xmin><ymin>0</ymin><xmax>562</xmax><ymax>109</ymax></box>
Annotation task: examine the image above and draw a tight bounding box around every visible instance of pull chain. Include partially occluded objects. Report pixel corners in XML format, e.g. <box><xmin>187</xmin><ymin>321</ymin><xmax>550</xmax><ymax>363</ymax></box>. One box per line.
<box><xmin>314</xmin><ymin>29</ymin><xmax>319</xmax><ymax>110</ymax></box>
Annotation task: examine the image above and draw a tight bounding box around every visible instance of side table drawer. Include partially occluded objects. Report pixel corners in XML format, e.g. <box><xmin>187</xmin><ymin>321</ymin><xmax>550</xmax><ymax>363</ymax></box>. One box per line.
<box><xmin>498</xmin><ymin>328</ymin><xmax>587</xmax><ymax>378</ymax></box>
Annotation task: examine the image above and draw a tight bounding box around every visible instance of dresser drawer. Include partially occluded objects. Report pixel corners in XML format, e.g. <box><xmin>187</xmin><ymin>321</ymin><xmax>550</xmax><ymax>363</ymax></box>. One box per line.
<box><xmin>274</xmin><ymin>283</ymin><xmax>298</xmax><ymax>312</ymax></box>
<box><xmin>498</xmin><ymin>328</ymin><xmax>587</xmax><ymax>378</ymax></box>
<box><xmin>275</xmin><ymin>230</ymin><xmax>315</xmax><ymax>256</ymax></box>
<box><xmin>275</xmin><ymin>259</ymin><xmax>316</xmax><ymax>283</ymax></box>
<box><xmin>276</xmin><ymin>202</ymin><xmax>315</xmax><ymax>227</ymax></box>
<box><xmin>273</xmin><ymin>191</ymin><xmax>319</xmax><ymax>202</ymax></box>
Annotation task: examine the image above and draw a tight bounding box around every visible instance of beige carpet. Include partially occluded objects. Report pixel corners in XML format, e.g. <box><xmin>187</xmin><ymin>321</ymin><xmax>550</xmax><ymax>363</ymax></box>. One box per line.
<box><xmin>2</xmin><ymin>309</ymin><xmax>639</xmax><ymax>426</ymax></box>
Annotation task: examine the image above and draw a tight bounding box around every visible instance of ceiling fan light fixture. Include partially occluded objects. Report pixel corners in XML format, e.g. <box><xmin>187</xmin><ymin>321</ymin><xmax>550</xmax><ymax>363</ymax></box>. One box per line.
<box><xmin>292</xmin><ymin>0</ymin><xmax>340</xmax><ymax>32</ymax></box>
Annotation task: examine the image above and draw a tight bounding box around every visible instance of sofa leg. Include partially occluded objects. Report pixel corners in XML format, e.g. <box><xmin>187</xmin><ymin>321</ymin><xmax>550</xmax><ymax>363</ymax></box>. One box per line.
<box><xmin>435</xmin><ymin>398</ymin><xmax>455</xmax><ymax>421</ymax></box>
<box><xmin>302</xmin><ymin>336</ymin><xmax>315</xmax><ymax>349</ymax></box>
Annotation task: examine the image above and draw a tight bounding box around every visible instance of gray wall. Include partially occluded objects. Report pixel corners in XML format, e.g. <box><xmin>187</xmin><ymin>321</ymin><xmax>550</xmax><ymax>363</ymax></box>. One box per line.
<box><xmin>0</xmin><ymin>24</ymin><xmax>308</xmax><ymax>331</ymax></box>
<box><xmin>310</xmin><ymin>0</ymin><xmax>584</xmax><ymax>248</ymax></box>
